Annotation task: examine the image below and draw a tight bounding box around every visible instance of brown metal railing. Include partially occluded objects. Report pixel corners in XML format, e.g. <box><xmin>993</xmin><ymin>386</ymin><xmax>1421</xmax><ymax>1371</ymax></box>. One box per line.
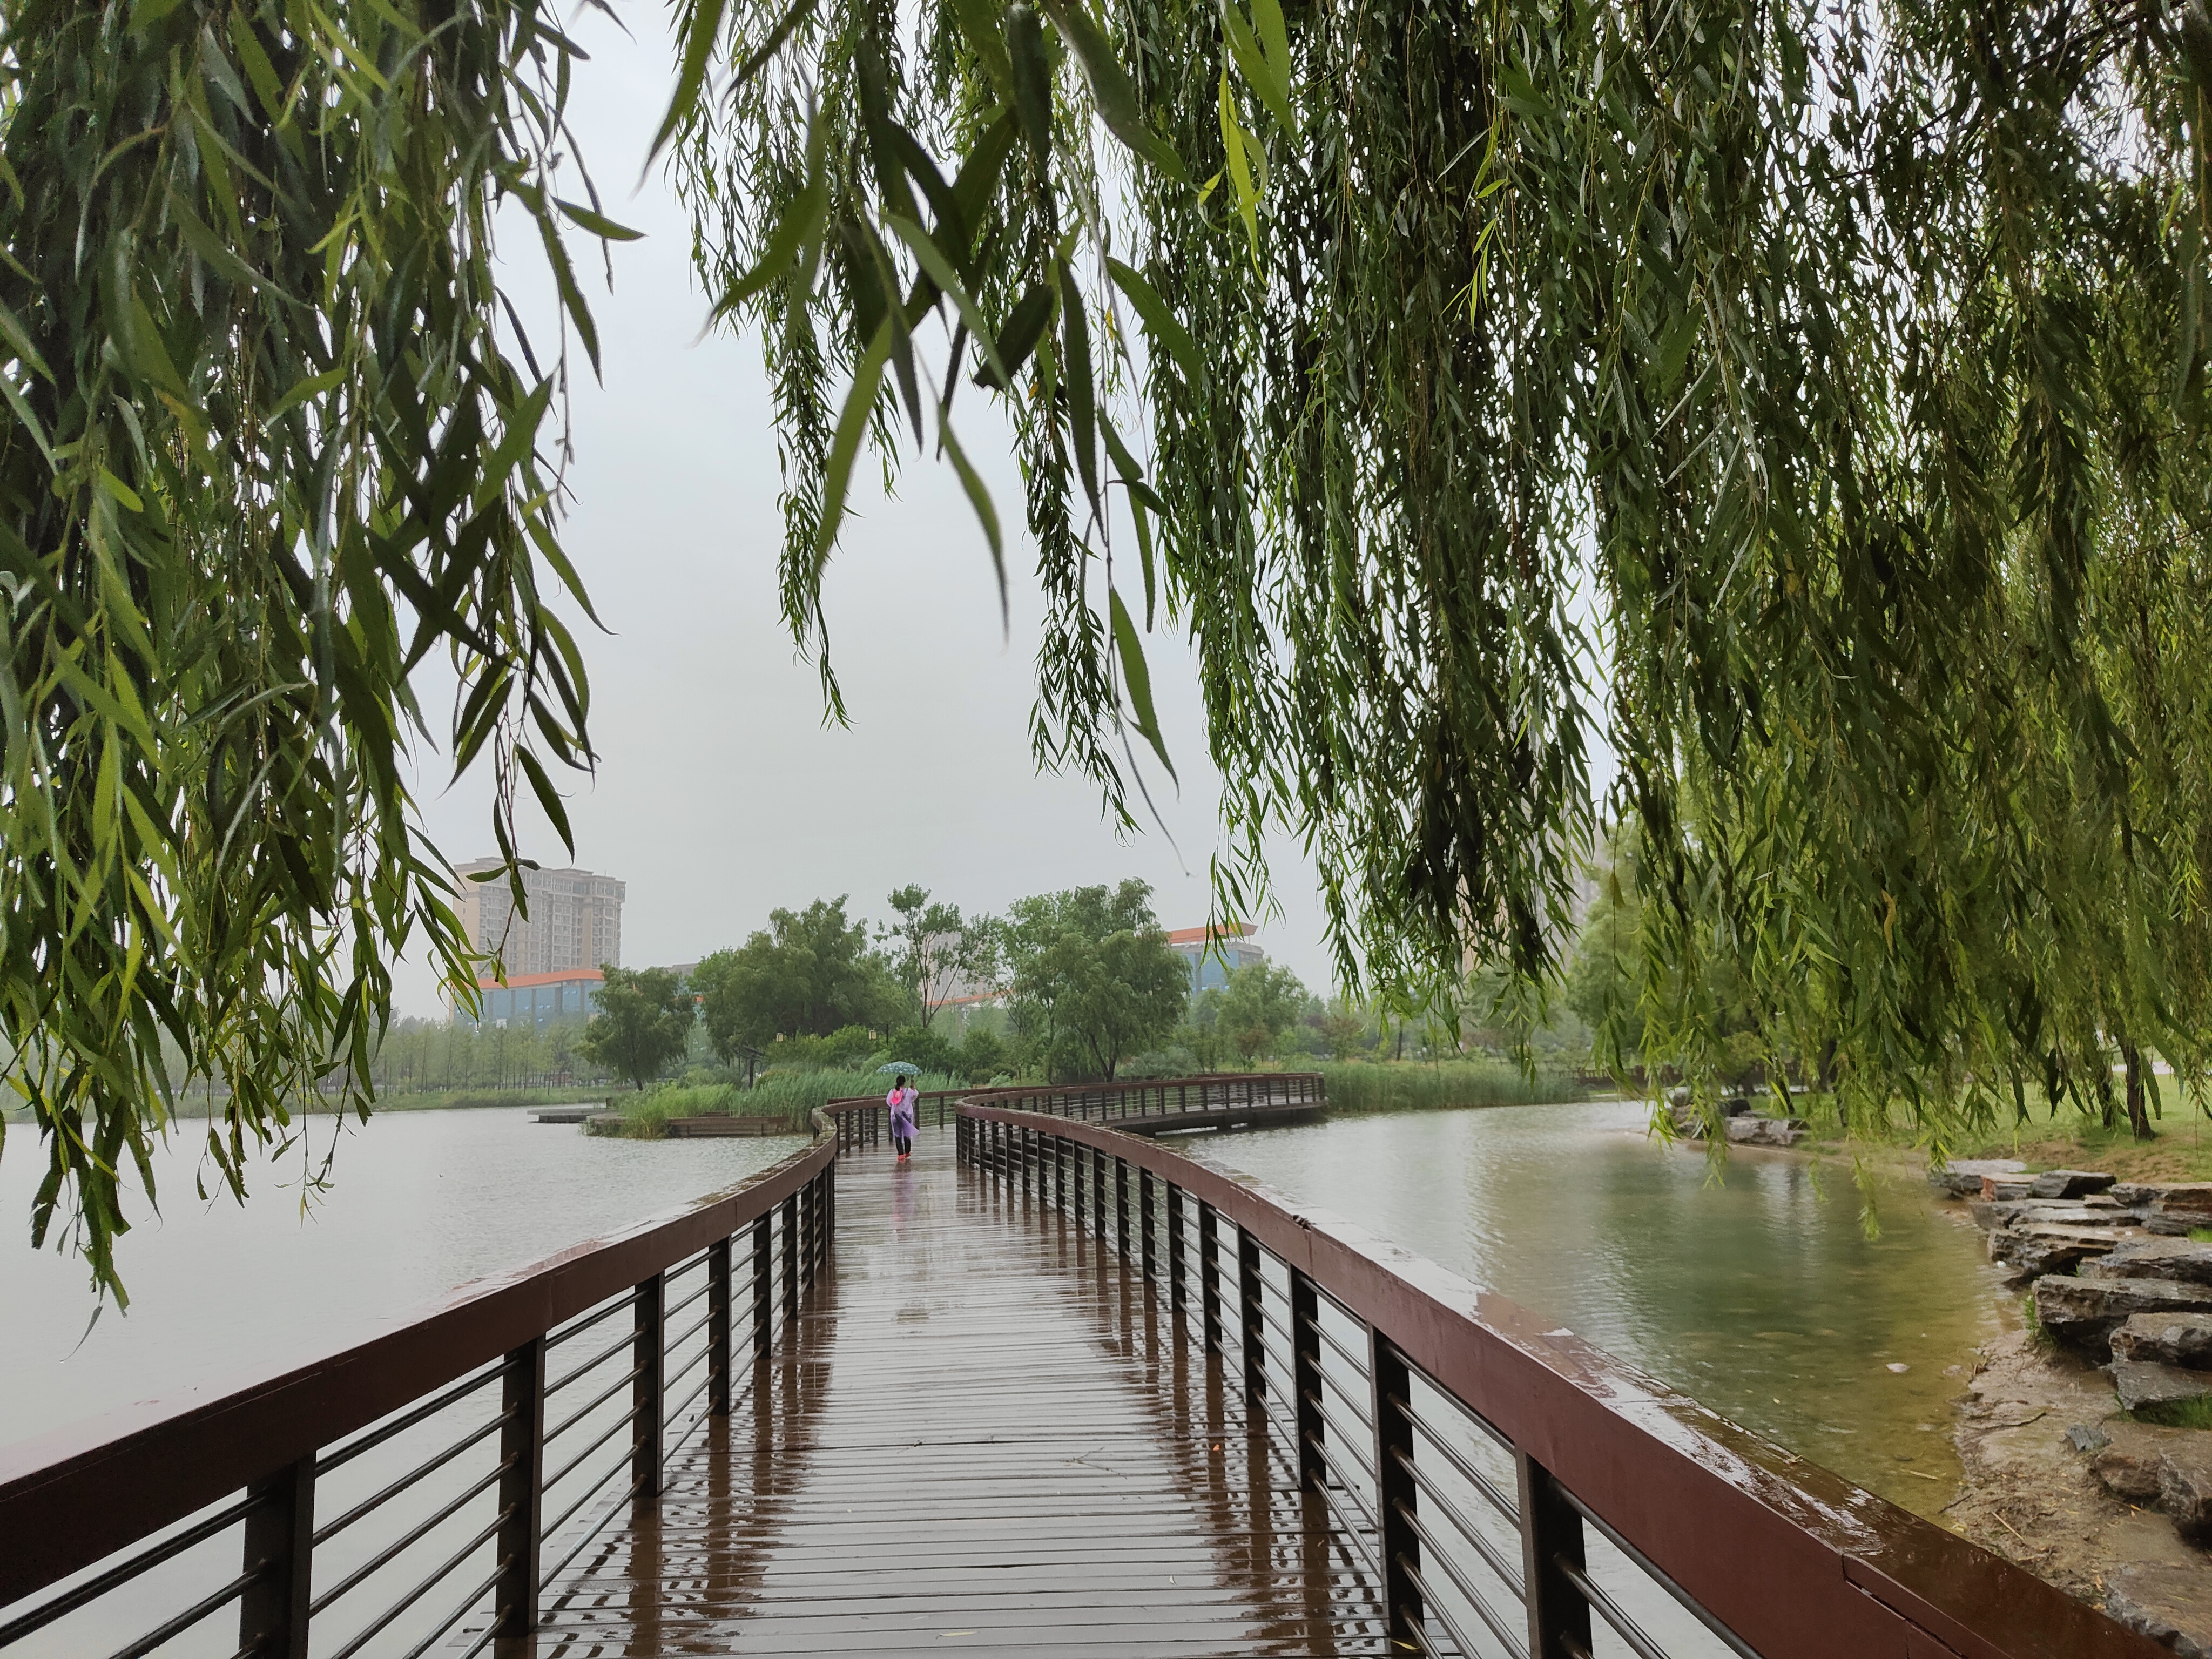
<box><xmin>956</xmin><ymin>1100</ymin><xmax>2162</xmax><ymax>1659</ymax></box>
<box><xmin>831</xmin><ymin>1073</ymin><xmax>1323</xmax><ymax>1144</ymax></box>
<box><xmin>0</xmin><ymin>1102</ymin><xmax>868</xmax><ymax>1659</ymax></box>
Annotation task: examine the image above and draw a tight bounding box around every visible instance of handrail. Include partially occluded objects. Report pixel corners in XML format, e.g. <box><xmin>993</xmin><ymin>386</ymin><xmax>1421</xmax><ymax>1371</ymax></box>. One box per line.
<box><xmin>957</xmin><ymin>1101</ymin><xmax>2161</xmax><ymax>1659</ymax></box>
<box><xmin>0</xmin><ymin>1098</ymin><xmax>867</xmax><ymax>1627</ymax></box>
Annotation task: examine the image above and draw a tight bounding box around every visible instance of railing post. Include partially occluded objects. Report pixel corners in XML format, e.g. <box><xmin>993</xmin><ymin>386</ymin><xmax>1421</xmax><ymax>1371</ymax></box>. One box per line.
<box><xmin>1167</xmin><ymin>1184</ymin><xmax>1186</xmax><ymax>1315</ymax></box>
<box><xmin>1093</xmin><ymin>1149</ymin><xmax>1108</xmax><ymax>1242</ymax></box>
<box><xmin>1198</xmin><ymin>1201</ymin><xmax>1222</xmax><ymax>1352</ymax></box>
<box><xmin>781</xmin><ymin>1195</ymin><xmax>799</xmax><ymax>1320</ymax></box>
<box><xmin>1518</xmin><ymin>1454</ymin><xmax>1593</xmax><ymax>1659</ymax></box>
<box><xmin>707</xmin><ymin>1237</ymin><xmax>732</xmax><ymax>1415</ymax></box>
<box><xmin>1115</xmin><ymin>1157</ymin><xmax>1131</xmax><ymax>1257</ymax></box>
<box><xmin>798</xmin><ymin>1180</ymin><xmax>815</xmax><ymax>1287</ymax></box>
<box><xmin>1055</xmin><ymin>1136</ymin><xmax>1067</xmax><ymax>1209</ymax></box>
<box><xmin>633</xmin><ymin>1271</ymin><xmax>666</xmax><ymax>1500</ymax></box>
<box><xmin>1290</xmin><ymin>1271</ymin><xmax>1325</xmax><ymax>1491</ymax></box>
<box><xmin>1074</xmin><ymin>1137</ymin><xmax>1087</xmax><ymax>1226</ymax></box>
<box><xmin>493</xmin><ymin>1336</ymin><xmax>546</xmax><ymax>1640</ymax></box>
<box><xmin>1139</xmin><ymin>1169</ymin><xmax>1157</xmax><ymax>1280</ymax></box>
<box><xmin>752</xmin><ymin>1214</ymin><xmax>773</xmax><ymax>1360</ymax></box>
<box><xmin>237</xmin><ymin>1454</ymin><xmax>313</xmax><ymax>1659</ymax></box>
<box><xmin>1373</xmin><ymin>1333</ymin><xmax>1423</xmax><ymax>1648</ymax></box>
<box><xmin>1021</xmin><ymin>1126</ymin><xmax>1033</xmax><ymax>1201</ymax></box>
<box><xmin>1237</xmin><ymin>1226</ymin><xmax>1265</xmax><ymax>1409</ymax></box>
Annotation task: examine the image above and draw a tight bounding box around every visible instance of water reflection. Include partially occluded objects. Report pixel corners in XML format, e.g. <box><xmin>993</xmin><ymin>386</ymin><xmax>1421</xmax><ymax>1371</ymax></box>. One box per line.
<box><xmin>1193</xmin><ymin>1100</ymin><xmax>2009</xmax><ymax>1514</ymax></box>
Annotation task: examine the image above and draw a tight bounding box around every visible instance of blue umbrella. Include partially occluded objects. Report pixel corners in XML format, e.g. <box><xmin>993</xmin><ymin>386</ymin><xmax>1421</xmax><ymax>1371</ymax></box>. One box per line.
<box><xmin>876</xmin><ymin>1061</ymin><xmax>921</xmax><ymax>1076</ymax></box>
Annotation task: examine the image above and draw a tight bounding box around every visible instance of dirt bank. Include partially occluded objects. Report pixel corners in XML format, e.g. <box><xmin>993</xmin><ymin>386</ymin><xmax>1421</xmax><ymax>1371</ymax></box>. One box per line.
<box><xmin>1949</xmin><ymin>1327</ymin><xmax>2209</xmax><ymax>1637</ymax></box>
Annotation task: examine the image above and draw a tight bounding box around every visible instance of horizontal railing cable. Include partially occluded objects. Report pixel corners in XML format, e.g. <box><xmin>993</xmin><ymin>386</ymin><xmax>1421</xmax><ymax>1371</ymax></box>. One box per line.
<box><xmin>1388</xmin><ymin>1444</ymin><xmax>1525</xmax><ymax>1596</ymax></box>
<box><xmin>315</xmin><ymin>1355</ymin><xmax>518</xmax><ymax>1477</ymax></box>
<box><xmin>545</xmin><ymin>1285</ymin><xmax>648</xmax><ymax>1353</ymax></box>
<box><xmin>1395</xmin><ymin>1393</ymin><xmax>1520</xmax><ymax>1525</ymax></box>
<box><xmin>1392</xmin><ymin>1494</ymin><xmax>1530</xmax><ymax>1657</ymax></box>
<box><xmin>0</xmin><ymin>1489</ymin><xmax>269</xmax><ymax>1647</ymax></box>
<box><xmin>104</xmin><ymin>1561</ymin><xmax>266</xmax><ymax>1659</ymax></box>
<box><xmin>309</xmin><ymin>1456</ymin><xmax>516</xmax><ymax>1618</ymax></box>
<box><xmin>543</xmin><ymin>1364</ymin><xmax>648</xmax><ymax>1452</ymax></box>
<box><xmin>1550</xmin><ymin>1480</ymin><xmax>1763</xmax><ymax>1659</ymax></box>
<box><xmin>1393</xmin><ymin>1547</ymin><xmax>1497</xmax><ymax>1659</ymax></box>
<box><xmin>313</xmin><ymin>1406</ymin><xmax>517</xmax><ymax>1547</ymax></box>
<box><xmin>322</xmin><ymin>1506</ymin><xmax>512</xmax><ymax>1659</ymax></box>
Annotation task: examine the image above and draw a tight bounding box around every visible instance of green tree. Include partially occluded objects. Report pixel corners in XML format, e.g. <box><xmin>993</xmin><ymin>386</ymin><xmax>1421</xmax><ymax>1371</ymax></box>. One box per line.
<box><xmin>578</xmin><ymin>968</ymin><xmax>694</xmax><ymax>1091</ymax></box>
<box><xmin>695</xmin><ymin>898</ymin><xmax>899</xmax><ymax>1054</ymax></box>
<box><xmin>1005</xmin><ymin>882</ymin><xmax>1189</xmax><ymax>1081</ymax></box>
<box><xmin>882</xmin><ymin>887</ymin><xmax>1003</xmax><ymax>1029</ymax></box>
<box><xmin>1213</xmin><ymin>963</ymin><xmax>1308</xmax><ymax>1067</ymax></box>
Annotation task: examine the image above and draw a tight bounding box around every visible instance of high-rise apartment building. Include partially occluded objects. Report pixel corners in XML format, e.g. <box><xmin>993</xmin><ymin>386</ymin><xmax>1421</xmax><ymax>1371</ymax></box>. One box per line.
<box><xmin>452</xmin><ymin>860</ymin><xmax>625</xmax><ymax>979</ymax></box>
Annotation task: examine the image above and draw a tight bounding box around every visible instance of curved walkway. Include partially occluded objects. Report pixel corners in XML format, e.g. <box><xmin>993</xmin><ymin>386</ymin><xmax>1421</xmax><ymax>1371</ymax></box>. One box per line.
<box><xmin>533</xmin><ymin>1129</ymin><xmax>1384</xmax><ymax>1656</ymax></box>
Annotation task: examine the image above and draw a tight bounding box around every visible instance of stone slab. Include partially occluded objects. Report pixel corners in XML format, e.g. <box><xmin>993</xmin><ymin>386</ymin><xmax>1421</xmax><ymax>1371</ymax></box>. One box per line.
<box><xmin>2031</xmin><ymin>1169</ymin><xmax>2120</xmax><ymax>1198</ymax></box>
<box><xmin>2091</xmin><ymin>1421</ymin><xmax>2194</xmax><ymax>1501</ymax></box>
<box><xmin>1992</xmin><ymin>1224</ymin><xmax>2144</xmax><ymax>1279</ymax></box>
<box><xmin>2107</xmin><ymin>1563</ymin><xmax>2212</xmax><ymax>1659</ymax></box>
<box><xmin>2116</xmin><ymin>1359</ymin><xmax>2212</xmax><ymax>1414</ymax></box>
<box><xmin>2164</xmin><ymin>1439</ymin><xmax>2212</xmax><ymax>1534</ymax></box>
<box><xmin>2034</xmin><ymin>1274</ymin><xmax>2212</xmax><ymax>1353</ymax></box>
<box><xmin>2087</xmin><ymin>1239</ymin><xmax>2212</xmax><ymax>1285</ymax></box>
<box><xmin>2115</xmin><ymin>1312</ymin><xmax>2212</xmax><ymax>1369</ymax></box>
<box><xmin>1929</xmin><ymin>1158</ymin><xmax>2027</xmax><ymax>1197</ymax></box>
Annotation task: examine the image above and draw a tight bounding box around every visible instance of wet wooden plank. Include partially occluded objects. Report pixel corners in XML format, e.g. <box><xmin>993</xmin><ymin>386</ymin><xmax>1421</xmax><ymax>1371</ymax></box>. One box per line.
<box><xmin>535</xmin><ymin>1136</ymin><xmax>1387</xmax><ymax>1656</ymax></box>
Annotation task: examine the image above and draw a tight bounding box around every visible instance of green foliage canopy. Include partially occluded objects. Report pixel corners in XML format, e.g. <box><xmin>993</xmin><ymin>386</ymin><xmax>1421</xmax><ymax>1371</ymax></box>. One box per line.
<box><xmin>0</xmin><ymin>0</ymin><xmax>616</xmax><ymax>1293</ymax></box>
<box><xmin>1212</xmin><ymin>961</ymin><xmax>1306</xmax><ymax>1066</ymax></box>
<box><xmin>578</xmin><ymin>967</ymin><xmax>696</xmax><ymax>1091</ymax></box>
<box><xmin>693</xmin><ymin>896</ymin><xmax>899</xmax><ymax>1053</ymax></box>
<box><xmin>666</xmin><ymin>0</ymin><xmax>2212</xmax><ymax>1153</ymax></box>
<box><xmin>28</xmin><ymin>0</ymin><xmax>2212</xmax><ymax>1290</ymax></box>
<box><xmin>1004</xmin><ymin>880</ymin><xmax>1188</xmax><ymax>1079</ymax></box>
<box><xmin>881</xmin><ymin>884</ymin><xmax>1002</xmax><ymax>1029</ymax></box>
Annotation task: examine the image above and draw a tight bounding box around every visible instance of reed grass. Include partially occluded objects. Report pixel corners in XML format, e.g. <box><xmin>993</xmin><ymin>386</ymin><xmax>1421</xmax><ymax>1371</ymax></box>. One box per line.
<box><xmin>1317</xmin><ymin>1060</ymin><xmax>1588</xmax><ymax>1115</ymax></box>
<box><xmin>595</xmin><ymin>1071</ymin><xmax>966</xmax><ymax>1138</ymax></box>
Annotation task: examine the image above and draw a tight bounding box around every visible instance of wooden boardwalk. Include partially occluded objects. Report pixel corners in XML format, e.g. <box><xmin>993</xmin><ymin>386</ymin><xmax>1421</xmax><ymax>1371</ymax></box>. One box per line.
<box><xmin>533</xmin><ymin>1131</ymin><xmax>1387</xmax><ymax>1656</ymax></box>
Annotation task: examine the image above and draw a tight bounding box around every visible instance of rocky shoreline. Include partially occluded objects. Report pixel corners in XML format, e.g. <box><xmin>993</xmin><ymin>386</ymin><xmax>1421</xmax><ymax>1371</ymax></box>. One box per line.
<box><xmin>1934</xmin><ymin>1161</ymin><xmax>2212</xmax><ymax>1654</ymax></box>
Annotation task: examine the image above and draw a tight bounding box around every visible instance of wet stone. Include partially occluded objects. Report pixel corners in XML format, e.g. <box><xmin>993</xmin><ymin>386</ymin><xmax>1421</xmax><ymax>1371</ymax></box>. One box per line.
<box><xmin>1992</xmin><ymin>1225</ymin><xmax>2139</xmax><ymax>1280</ymax></box>
<box><xmin>1989</xmin><ymin>1198</ymin><xmax>2136</xmax><ymax>1229</ymax></box>
<box><xmin>1982</xmin><ymin>1176</ymin><xmax>2035</xmax><ymax>1201</ymax></box>
<box><xmin>2093</xmin><ymin>1421</ymin><xmax>2192</xmax><ymax>1501</ymax></box>
<box><xmin>2116</xmin><ymin>1360</ymin><xmax>2212</xmax><ymax>1415</ymax></box>
<box><xmin>2031</xmin><ymin>1169</ymin><xmax>2120</xmax><ymax>1199</ymax></box>
<box><xmin>1930</xmin><ymin>1157</ymin><xmax>2026</xmax><ymax>1198</ymax></box>
<box><xmin>1723</xmin><ymin>1116</ymin><xmax>1808</xmax><ymax>1148</ymax></box>
<box><xmin>2034</xmin><ymin>1275</ymin><xmax>2212</xmax><ymax>1354</ymax></box>
<box><xmin>2163</xmin><ymin>1441</ymin><xmax>2212</xmax><ymax>1536</ymax></box>
<box><xmin>2106</xmin><ymin>1563</ymin><xmax>2212</xmax><ymax>1659</ymax></box>
<box><xmin>2067</xmin><ymin>1422</ymin><xmax>2112</xmax><ymax>1454</ymax></box>
<box><xmin>2087</xmin><ymin>1239</ymin><xmax>2212</xmax><ymax>1286</ymax></box>
<box><xmin>2155</xmin><ymin>1184</ymin><xmax>2212</xmax><ymax>1219</ymax></box>
<box><xmin>2114</xmin><ymin>1313</ymin><xmax>2212</xmax><ymax>1370</ymax></box>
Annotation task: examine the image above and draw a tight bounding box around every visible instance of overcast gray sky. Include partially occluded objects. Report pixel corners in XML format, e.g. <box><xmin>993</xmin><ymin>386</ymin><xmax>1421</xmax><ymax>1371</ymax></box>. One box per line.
<box><xmin>392</xmin><ymin>6</ymin><xmax>1334</xmax><ymax>1018</ymax></box>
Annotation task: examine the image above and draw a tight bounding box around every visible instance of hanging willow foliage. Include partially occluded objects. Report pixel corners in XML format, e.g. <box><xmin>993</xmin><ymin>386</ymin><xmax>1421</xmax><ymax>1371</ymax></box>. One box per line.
<box><xmin>0</xmin><ymin>0</ymin><xmax>621</xmax><ymax>1295</ymax></box>
<box><xmin>667</xmin><ymin>0</ymin><xmax>2212</xmax><ymax>1144</ymax></box>
<box><xmin>14</xmin><ymin>0</ymin><xmax>2212</xmax><ymax>1289</ymax></box>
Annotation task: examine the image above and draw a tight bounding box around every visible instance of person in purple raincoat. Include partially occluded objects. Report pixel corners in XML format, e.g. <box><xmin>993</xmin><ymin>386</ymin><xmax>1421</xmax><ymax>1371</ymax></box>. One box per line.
<box><xmin>888</xmin><ymin>1080</ymin><xmax>918</xmax><ymax>1161</ymax></box>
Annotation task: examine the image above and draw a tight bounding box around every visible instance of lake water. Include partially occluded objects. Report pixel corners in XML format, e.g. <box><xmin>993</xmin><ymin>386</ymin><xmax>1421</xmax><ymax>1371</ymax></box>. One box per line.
<box><xmin>0</xmin><ymin>1106</ymin><xmax>805</xmax><ymax>1446</ymax></box>
<box><xmin>1189</xmin><ymin>1098</ymin><xmax>2013</xmax><ymax>1515</ymax></box>
<box><xmin>0</xmin><ymin>1096</ymin><xmax>2006</xmax><ymax>1518</ymax></box>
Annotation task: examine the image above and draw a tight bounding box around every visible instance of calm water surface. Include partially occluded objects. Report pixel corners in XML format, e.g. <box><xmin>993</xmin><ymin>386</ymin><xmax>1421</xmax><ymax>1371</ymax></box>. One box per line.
<box><xmin>0</xmin><ymin>1106</ymin><xmax>804</xmax><ymax>1447</ymax></box>
<box><xmin>1192</xmin><ymin>1098</ymin><xmax>2013</xmax><ymax>1515</ymax></box>
<box><xmin>3</xmin><ymin>1097</ymin><xmax>2006</xmax><ymax>1521</ymax></box>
